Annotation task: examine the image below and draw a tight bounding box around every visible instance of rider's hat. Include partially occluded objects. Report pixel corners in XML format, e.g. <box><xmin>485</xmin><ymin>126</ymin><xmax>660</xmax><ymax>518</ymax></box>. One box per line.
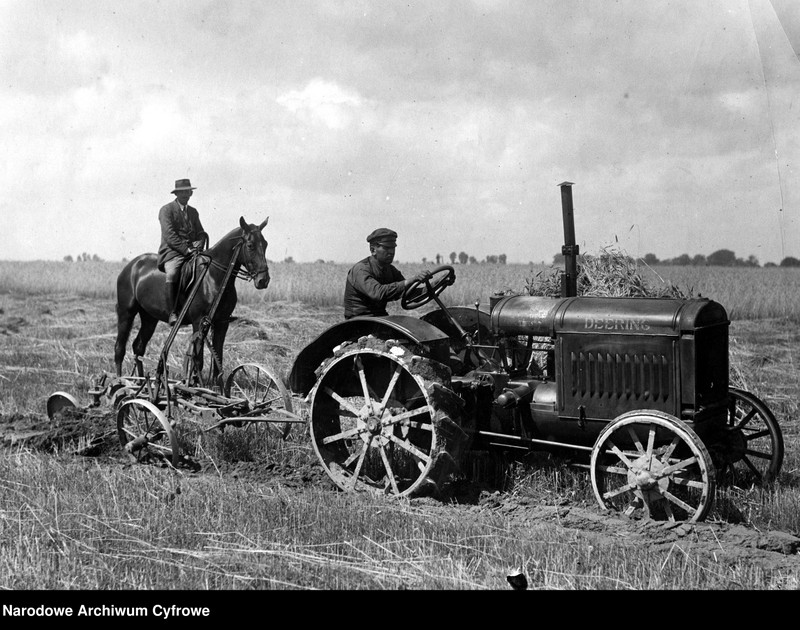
<box><xmin>366</xmin><ymin>228</ymin><xmax>397</xmax><ymax>247</ymax></box>
<box><xmin>171</xmin><ymin>179</ymin><xmax>196</xmax><ymax>194</ymax></box>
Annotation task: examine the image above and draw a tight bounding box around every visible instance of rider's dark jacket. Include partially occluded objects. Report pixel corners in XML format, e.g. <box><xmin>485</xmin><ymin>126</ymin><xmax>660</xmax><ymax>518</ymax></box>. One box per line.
<box><xmin>343</xmin><ymin>256</ymin><xmax>406</xmax><ymax>319</ymax></box>
<box><xmin>157</xmin><ymin>200</ymin><xmax>205</xmax><ymax>272</ymax></box>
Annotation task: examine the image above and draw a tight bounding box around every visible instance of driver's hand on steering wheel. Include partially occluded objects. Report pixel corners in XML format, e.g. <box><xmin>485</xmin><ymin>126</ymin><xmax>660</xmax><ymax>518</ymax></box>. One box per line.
<box><xmin>408</xmin><ymin>270</ymin><xmax>433</xmax><ymax>286</ymax></box>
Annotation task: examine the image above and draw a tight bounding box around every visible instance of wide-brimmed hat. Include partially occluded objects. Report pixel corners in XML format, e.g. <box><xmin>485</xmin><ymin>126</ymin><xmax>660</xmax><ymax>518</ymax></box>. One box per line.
<box><xmin>171</xmin><ymin>179</ymin><xmax>196</xmax><ymax>194</ymax></box>
<box><xmin>366</xmin><ymin>228</ymin><xmax>397</xmax><ymax>246</ymax></box>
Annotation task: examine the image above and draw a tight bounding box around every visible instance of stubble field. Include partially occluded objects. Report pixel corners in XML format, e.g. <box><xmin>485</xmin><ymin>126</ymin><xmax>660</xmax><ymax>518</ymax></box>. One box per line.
<box><xmin>1</xmin><ymin>260</ymin><xmax>800</xmax><ymax>590</ymax></box>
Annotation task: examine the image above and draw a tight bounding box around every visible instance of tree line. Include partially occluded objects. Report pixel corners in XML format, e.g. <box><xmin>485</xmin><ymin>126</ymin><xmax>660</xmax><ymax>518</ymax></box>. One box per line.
<box><xmin>553</xmin><ymin>248</ymin><xmax>800</xmax><ymax>268</ymax></box>
<box><xmin>421</xmin><ymin>252</ymin><xmax>509</xmax><ymax>265</ymax></box>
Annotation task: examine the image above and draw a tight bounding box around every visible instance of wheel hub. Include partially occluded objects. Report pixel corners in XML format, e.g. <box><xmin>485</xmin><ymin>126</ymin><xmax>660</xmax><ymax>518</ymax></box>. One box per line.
<box><xmin>358</xmin><ymin>402</ymin><xmax>393</xmax><ymax>445</ymax></box>
<box><xmin>627</xmin><ymin>455</ymin><xmax>669</xmax><ymax>492</ymax></box>
<box><xmin>717</xmin><ymin>428</ymin><xmax>747</xmax><ymax>464</ymax></box>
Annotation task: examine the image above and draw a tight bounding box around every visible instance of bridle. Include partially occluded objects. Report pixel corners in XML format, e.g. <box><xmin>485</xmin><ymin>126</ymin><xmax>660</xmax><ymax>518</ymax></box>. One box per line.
<box><xmin>201</xmin><ymin>230</ymin><xmax>267</xmax><ymax>284</ymax></box>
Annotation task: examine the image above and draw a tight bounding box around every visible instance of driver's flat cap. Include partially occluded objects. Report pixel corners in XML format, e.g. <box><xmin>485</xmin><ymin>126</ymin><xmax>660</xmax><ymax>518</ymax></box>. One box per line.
<box><xmin>366</xmin><ymin>228</ymin><xmax>397</xmax><ymax>246</ymax></box>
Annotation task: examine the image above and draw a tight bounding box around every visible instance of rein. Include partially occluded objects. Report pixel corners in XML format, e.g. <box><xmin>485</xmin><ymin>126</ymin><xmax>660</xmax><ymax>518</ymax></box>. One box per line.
<box><xmin>199</xmin><ymin>234</ymin><xmax>259</xmax><ymax>283</ymax></box>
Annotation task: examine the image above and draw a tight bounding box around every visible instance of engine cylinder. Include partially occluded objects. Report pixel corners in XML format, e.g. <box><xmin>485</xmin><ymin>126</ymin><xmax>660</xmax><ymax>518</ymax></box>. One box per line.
<box><xmin>490</xmin><ymin>295</ymin><xmax>566</xmax><ymax>337</ymax></box>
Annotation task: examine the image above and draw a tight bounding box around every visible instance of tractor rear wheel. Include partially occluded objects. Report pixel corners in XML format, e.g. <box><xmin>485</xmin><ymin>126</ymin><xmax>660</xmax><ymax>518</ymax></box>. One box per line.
<box><xmin>711</xmin><ymin>387</ymin><xmax>784</xmax><ymax>486</ymax></box>
<box><xmin>591</xmin><ymin>410</ymin><xmax>715</xmax><ymax>523</ymax></box>
<box><xmin>309</xmin><ymin>338</ymin><xmax>465</xmax><ymax>497</ymax></box>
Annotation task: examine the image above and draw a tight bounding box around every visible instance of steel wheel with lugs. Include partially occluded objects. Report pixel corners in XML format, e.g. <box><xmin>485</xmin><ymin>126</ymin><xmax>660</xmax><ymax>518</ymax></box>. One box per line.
<box><xmin>309</xmin><ymin>342</ymin><xmax>464</xmax><ymax>497</ymax></box>
<box><xmin>591</xmin><ymin>410</ymin><xmax>715</xmax><ymax>522</ymax></box>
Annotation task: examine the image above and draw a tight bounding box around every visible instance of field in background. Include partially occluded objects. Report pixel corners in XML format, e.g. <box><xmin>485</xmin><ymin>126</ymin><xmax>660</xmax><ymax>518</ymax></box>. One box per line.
<box><xmin>2</xmin><ymin>260</ymin><xmax>800</xmax><ymax>320</ymax></box>
<box><xmin>1</xmin><ymin>262</ymin><xmax>800</xmax><ymax>589</ymax></box>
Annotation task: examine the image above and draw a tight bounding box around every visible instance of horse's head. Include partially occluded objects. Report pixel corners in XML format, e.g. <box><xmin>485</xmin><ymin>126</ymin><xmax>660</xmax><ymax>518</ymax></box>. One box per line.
<box><xmin>238</xmin><ymin>216</ymin><xmax>270</xmax><ymax>290</ymax></box>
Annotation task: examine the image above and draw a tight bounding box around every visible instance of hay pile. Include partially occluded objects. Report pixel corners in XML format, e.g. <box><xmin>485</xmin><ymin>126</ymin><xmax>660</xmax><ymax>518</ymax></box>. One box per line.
<box><xmin>525</xmin><ymin>247</ymin><xmax>694</xmax><ymax>299</ymax></box>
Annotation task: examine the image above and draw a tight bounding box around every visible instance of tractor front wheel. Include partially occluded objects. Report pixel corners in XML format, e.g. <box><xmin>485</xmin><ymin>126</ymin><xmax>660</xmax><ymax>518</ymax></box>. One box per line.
<box><xmin>591</xmin><ymin>410</ymin><xmax>715</xmax><ymax>523</ymax></box>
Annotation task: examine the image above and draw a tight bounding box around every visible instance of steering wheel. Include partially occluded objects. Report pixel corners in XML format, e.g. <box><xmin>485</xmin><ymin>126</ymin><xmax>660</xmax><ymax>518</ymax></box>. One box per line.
<box><xmin>401</xmin><ymin>265</ymin><xmax>456</xmax><ymax>310</ymax></box>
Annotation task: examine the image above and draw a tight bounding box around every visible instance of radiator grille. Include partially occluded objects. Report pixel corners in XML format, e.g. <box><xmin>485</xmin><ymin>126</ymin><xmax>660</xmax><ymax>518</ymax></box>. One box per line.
<box><xmin>570</xmin><ymin>350</ymin><xmax>671</xmax><ymax>402</ymax></box>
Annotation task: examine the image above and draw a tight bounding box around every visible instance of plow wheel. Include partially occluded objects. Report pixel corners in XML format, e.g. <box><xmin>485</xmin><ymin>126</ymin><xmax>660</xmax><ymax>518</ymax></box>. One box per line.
<box><xmin>224</xmin><ymin>363</ymin><xmax>295</xmax><ymax>439</ymax></box>
<box><xmin>117</xmin><ymin>399</ymin><xmax>179</xmax><ymax>467</ymax></box>
<box><xmin>711</xmin><ymin>387</ymin><xmax>784</xmax><ymax>486</ymax></box>
<box><xmin>309</xmin><ymin>341</ymin><xmax>465</xmax><ymax>497</ymax></box>
<box><xmin>591</xmin><ymin>410</ymin><xmax>715</xmax><ymax>523</ymax></box>
<box><xmin>46</xmin><ymin>391</ymin><xmax>80</xmax><ymax>421</ymax></box>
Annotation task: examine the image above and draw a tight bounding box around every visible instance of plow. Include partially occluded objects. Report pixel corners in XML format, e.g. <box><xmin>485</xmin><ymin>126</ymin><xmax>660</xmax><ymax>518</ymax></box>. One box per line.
<box><xmin>47</xmin><ymin>184</ymin><xmax>785</xmax><ymax>523</ymax></box>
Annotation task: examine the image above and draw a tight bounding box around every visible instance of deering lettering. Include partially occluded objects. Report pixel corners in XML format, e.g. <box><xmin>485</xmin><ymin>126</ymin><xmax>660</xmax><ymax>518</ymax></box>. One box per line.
<box><xmin>584</xmin><ymin>317</ymin><xmax>651</xmax><ymax>331</ymax></box>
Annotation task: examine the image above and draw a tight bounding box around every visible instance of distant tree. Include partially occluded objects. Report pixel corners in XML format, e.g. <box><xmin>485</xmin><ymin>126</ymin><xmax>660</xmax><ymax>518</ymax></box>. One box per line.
<box><xmin>643</xmin><ymin>253</ymin><xmax>660</xmax><ymax>265</ymax></box>
<box><xmin>283</xmin><ymin>256</ymin><xmax>295</xmax><ymax>263</ymax></box>
<box><xmin>780</xmin><ymin>256</ymin><xmax>800</xmax><ymax>267</ymax></box>
<box><xmin>458</xmin><ymin>251</ymin><xmax>468</xmax><ymax>265</ymax></box>
<box><xmin>707</xmin><ymin>249</ymin><xmax>737</xmax><ymax>266</ymax></box>
<box><xmin>764</xmin><ymin>262</ymin><xmax>777</xmax><ymax>268</ymax></box>
<box><xmin>315</xmin><ymin>259</ymin><xmax>325</xmax><ymax>264</ymax></box>
<box><xmin>691</xmin><ymin>254</ymin><xmax>707</xmax><ymax>266</ymax></box>
<box><xmin>92</xmin><ymin>254</ymin><xmax>103</xmax><ymax>262</ymax></box>
<box><xmin>63</xmin><ymin>255</ymin><xmax>73</xmax><ymax>263</ymax></box>
<box><xmin>498</xmin><ymin>253</ymin><xmax>507</xmax><ymax>264</ymax></box>
<box><xmin>671</xmin><ymin>254</ymin><xmax>692</xmax><ymax>266</ymax></box>
<box><xmin>468</xmin><ymin>256</ymin><xmax>477</xmax><ymax>264</ymax></box>
<box><xmin>552</xmin><ymin>253</ymin><xmax>565</xmax><ymax>266</ymax></box>
<box><xmin>745</xmin><ymin>255</ymin><xmax>760</xmax><ymax>268</ymax></box>
<box><xmin>485</xmin><ymin>254</ymin><xmax>498</xmax><ymax>264</ymax></box>
<box><xmin>449</xmin><ymin>252</ymin><xmax>457</xmax><ymax>264</ymax></box>
<box><xmin>435</xmin><ymin>253</ymin><xmax>442</xmax><ymax>264</ymax></box>
<box><xmin>421</xmin><ymin>257</ymin><xmax>427</xmax><ymax>264</ymax></box>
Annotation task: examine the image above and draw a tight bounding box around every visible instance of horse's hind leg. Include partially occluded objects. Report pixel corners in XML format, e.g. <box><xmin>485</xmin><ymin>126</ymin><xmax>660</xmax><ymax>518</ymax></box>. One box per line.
<box><xmin>130</xmin><ymin>313</ymin><xmax>159</xmax><ymax>378</ymax></box>
<box><xmin>115</xmin><ymin>307</ymin><xmax>137</xmax><ymax>377</ymax></box>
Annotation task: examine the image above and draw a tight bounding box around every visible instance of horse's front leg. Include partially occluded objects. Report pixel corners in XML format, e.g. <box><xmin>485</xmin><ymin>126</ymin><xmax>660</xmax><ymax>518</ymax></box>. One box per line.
<box><xmin>211</xmin><ymin>320</ymin><xmax>230</xmax><ymax>387</ymax></box>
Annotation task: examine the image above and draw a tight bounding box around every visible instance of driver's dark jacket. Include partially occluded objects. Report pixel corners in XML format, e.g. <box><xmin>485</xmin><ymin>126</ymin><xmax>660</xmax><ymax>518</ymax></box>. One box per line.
<box><xmin>343</xmin><ymin>256</ymin><xmax>405</xmax><ymax>319</ymax></box>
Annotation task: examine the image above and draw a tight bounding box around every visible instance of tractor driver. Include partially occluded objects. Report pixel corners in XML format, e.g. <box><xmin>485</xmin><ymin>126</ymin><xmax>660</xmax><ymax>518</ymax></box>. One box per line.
<box><xmin>343</xmin><ymin>228</ymin><xmax>434</xmax><ymax>319</ymax></box>
<box><xmin>157</xmin><ymin>178</ymin><xmax>206</xmax><ymax>326</ymax></box>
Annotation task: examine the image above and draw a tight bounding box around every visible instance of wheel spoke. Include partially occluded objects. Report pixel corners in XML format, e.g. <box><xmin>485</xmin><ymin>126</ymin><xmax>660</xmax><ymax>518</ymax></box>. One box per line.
<box><xmin>349</xmin><ymin>440</ymin><xmax>370</xmax><ymax>490</ymax></box>
<box><xmin>661</xmin><ymin>489</ymin><xmax>696</xmax><ymax>514</ymax></box>
<box><xmin>741</xmin><ymin>455</ymin><xmax>763</xmax><ymax>478</ymax></box>
<box><xmin>661</xmin><ymin>498</ymin><xmax>676</xmax><ymax>522</ymax></box>
<box><xmin>596</xmin><ymin>464</ymin><xmax>629</xmax><ymax>476</ymax></box>
<box><xmin>626</xmin><ymin>425</ymin><xmax>646</xmax><ymax>455</ymax></box>
<box><xmin>354</xmin><ymin>355</ymin><xmax>376</xmax><ymax>407</ymax></box>
<box><xmin>660</xmin><ymin>435</ymin><xmax>680</xmax><ymax>463</ymax></box>
<box><xmin>379</xmin><ymin>445</ymin><xmax>401</xmax><ymax>494</ymax></box>
<box><xmin>602</xmin><ymin>483</ymin><xmax>637</xmax><ymax>500</ymax></box>
<box><xmin>733</xmin><ymin>407</ymin><xmax>756</xmax><ymax>430</ymax></box>
<box><xmin>322</xmin><ymin>425</ymin><xmax>363</xmax><ymax>445</ymax></box>
<box><xmin>323</xmin><ymin>386</ymin><xmax>362</xmax><ymax>417</ymax></box>
<box><xmin>380</xmin><ymin>364</ymin><xmax>404</xmax><ymax>409</ymax></box>
<box><xmin>388</xmin><ymin>433</ymin><xmax>432</xmax><ymax>465</ymax></box>
<box><xmin>655</xmin><ymin>455</ymin><xmax>698</xmax><ymax>479</ymax></box>
<box><xmin>608</xmin><ymin>442</ymin><xmax>636</xmax><ymax>468</ymax></box>
<box><xmin>669</xmin><ymin>475</ymin><xmax>706</xmax><ymax>489</ymax></box>
<box><xmin>743</xmin><ymin>428</ymin><xmax>770</xmax><ymax>442</ymax></box>
<box><xmin>382</xmin><ymin>405</ymin><xmax>435</xmax><ymax>427</ymax></box>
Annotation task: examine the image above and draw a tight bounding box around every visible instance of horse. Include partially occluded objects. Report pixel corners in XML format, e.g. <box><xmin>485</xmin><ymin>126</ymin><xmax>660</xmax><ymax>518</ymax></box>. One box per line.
<box><xmin>114</xmin><ymin>216</ymin><xmax>270</xmax><ymax>383</ymax></box>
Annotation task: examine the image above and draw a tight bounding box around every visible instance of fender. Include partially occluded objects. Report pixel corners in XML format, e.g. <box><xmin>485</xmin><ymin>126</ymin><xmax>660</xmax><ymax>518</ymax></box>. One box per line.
<box><xmin>288</xmin><ymin>315</ymin><xmax>451</xmax><ymax>394</ymax></box>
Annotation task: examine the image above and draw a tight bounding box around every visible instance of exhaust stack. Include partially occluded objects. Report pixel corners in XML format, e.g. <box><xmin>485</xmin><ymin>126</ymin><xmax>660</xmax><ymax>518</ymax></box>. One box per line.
<box><xmin>559</xmin><ymin>181</ymin><xmax>579</xmax><ymax>298</ymax></box>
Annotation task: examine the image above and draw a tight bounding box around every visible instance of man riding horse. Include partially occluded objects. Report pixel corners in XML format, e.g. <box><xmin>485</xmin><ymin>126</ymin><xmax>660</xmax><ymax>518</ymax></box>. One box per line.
<box><xmin>158</xmin><ymin>178</ymin><xmax>207</xmax><ymax>325</ymax></box>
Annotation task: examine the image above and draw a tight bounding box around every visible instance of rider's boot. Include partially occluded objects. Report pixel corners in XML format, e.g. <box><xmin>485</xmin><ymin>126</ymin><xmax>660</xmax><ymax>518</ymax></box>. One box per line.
<box><xmin>166</xmin><ymin>282</ymin><xmax>179</xmax><ymax>326</ymax></box>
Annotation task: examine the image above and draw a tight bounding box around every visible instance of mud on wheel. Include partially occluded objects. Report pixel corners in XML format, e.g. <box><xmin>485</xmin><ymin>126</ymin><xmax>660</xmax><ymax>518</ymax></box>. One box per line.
<box><xmin>309</xmin><ymin>336</ymin><xmax>465</xmax><ymax>497</ymax></box>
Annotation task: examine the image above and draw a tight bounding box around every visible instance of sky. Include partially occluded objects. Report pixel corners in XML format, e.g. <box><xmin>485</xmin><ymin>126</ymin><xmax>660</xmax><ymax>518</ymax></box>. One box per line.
<box><xmin>1</xmin><ymin>0</ymin><xmax>799</xmax><ymax>265</ymax></box>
